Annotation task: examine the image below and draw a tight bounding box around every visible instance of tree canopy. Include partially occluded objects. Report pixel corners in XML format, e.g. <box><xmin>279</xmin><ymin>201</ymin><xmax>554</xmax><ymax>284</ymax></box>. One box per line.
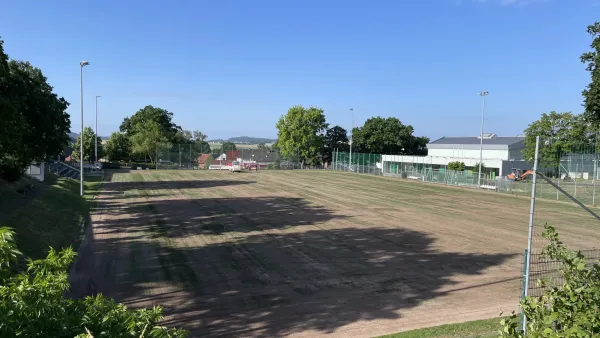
<box><xmin>120</xmin><ymin>105</ymin><xmax>181</xmax><ymax>142</ymax></box>
<box><xmin>275</xmin><ymin>105</ymin><xmax>328</xmax><ymax>167</ymax></box>
<box><xmin>0</xmin><ymin>39</ymin><xmax>71</xmax><ymax>181</ymax></box>
<box><xmin>322</xmin><ymin>125</ymin><xmax>349</xmax><ymax>164</ymax></box>
<box><xmin>523</xmin><ymin>112</ymin><xmax>594</xmax><ymax>173</ymax></box>
<box><xmin>351</xmin><ymin>117</ymin><xmax>428</xmax><ymax>155</ymax></box>
<box><xmin>221</xmin><ymin>141</ymin><xmax>237</xmax><ymax>153</ymax></box>
<box><xmin>104</xmin><ymin>132</ymin><xmax>132</xmax><ymax>162</ymax></box>
<box><xmin>581</xmin><ymin>22</ymin><xmax>600</xmax><ymax>125</ymax></box>
<box><xmin>72</xmin><ymin>127</ymin><xmax>103</xmax><ymax>163</ymax></box>
<box><xmin>130</xmin><ymin>120</ymin><xmax>169</xmax><ymax>163</ymax></box>
<box><xmin>175</xmin><ymin>130</ymin><xmax>211</xmax><ymax>154</ymax></box>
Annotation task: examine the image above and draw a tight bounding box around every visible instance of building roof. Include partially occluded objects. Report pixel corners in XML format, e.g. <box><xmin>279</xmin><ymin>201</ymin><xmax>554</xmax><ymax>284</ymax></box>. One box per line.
<box><xmin>429</xmin><ymin>136</ymin><xmax>524</xmax><ymax>146</ymax></box>
<box><xmin>197</xmin><ymin>154</ymin><xmax>212</xmax><ymax>163</ymax></box>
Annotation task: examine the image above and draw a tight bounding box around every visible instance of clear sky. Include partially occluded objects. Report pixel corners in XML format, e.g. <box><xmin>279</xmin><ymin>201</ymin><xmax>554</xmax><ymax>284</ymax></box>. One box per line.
<box><xmin>1</xmin><ymin>0</ymin><xmax>598</xmax><ymax>141</ymax></box>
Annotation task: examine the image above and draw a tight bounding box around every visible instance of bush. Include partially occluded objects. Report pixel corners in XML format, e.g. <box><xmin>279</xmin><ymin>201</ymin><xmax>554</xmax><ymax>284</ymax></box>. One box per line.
<box><xmin>500</xmin><ymin>224</ymin><xmax>600</xmax><ymax>337</ymax></box>
<box><xmin>0</xmin><ymin>164</ymin><xmax>25</xmax><ymax>182</ymax></box>
<box><xmin>0</xmin><ymin>227</ymin><xmax>186</xmax><ymax>337</ymax></box>
<box><xmin>447</xmin><ymin>161</ymin><xmax>465</xmax><ymax>171</ymax></box>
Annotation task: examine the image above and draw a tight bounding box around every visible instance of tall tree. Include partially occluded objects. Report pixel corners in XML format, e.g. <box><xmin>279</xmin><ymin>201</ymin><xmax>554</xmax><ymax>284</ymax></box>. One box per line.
<box><xmin>322</xmin><ymin>125</ymin><xmax>349</xmax><ymax>164</ymax></box>
<box><xmin>351</xmin><ymin>117</ymin><xmax>428</xmax><ymax>155</ymax></box>
<box><xmin>581</xmin><ymin>22</ymin><xmax>600</xmax><ymax>125</ymax></box>
<box><xmin>0</xmin><ymin>43</ymin><xmax>71</xmax><ymax>181</ymax></box>
<box><xmin>130</xmin><ymin>120</ymin><xmax>168</xmax><ymax>163</ymax></box>
<box><xmin>523</xmin><ymin>112</ymin><xmax>593</xmax><ymax>173</ymax></box>
<box><xmin>221</xmin><ymin>142</ymin><xmax>237</xmax><ymax>152</ymax></box>
<box><xmin>72</xmin><ymin>127</ymin><xmax>103</xmax><ymax>163</ymax></box>
<box><xmin>119</xmin><ymin>105</ymin><xmax>181</xmax><ymax>142</ymax></box>
<box><xmin>192</xmin><ymin>130</ymin><xmax>207</xmax><ymax>142</ymax></box>
<box><xmin>104</xmin><ymin>132</ymin><xmax>132</xmax><ymax>162</ymax></box>
<box><xmin>276</xmin><ymin>105</ymin><xmax>328</xmax><ymax>168</ymax></box>
<box><xmin>175</xmin><ymin>130</ymin><xmax>211</xmax><ymax>154</ymax></box>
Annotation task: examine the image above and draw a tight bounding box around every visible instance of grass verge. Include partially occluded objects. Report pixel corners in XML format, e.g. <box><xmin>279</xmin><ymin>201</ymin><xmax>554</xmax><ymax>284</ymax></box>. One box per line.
<box><xmin>0</xmin><ymin>173</ymin><xmax>103</xmax><ymax>259</ymax></box>
<box><xmin>377</xmin><ymin>317</ymin><xmax>505</xmax><ymax>338</ymax></box>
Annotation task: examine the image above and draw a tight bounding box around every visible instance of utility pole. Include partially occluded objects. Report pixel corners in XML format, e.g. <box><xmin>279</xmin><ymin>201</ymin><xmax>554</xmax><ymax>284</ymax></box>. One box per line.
<box><xmin>95</xmin><ymin>95</ymin><xmax>101</xmax><ymax>164</ymax></box>
<box><xmin>477</xmin><ymin>91</ymin><xmax>488</xmax><ymax>188</ymax></box>
<box><xmin>349</xmin><ymin>108</ymin><xmax>354</xmax><ymax>172</ymax></box>
<box><xmin>79</xmin><ymin>61</ymin><xmax>90</xmax><ymax>196</ymax></box>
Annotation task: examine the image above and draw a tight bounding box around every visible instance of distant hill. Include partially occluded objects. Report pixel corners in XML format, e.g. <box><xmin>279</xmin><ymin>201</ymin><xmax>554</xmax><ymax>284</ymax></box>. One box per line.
<box><xmin>208</xmin><ymin>136</ymin><xmax>276</xmax><ymax>144</ymax></box>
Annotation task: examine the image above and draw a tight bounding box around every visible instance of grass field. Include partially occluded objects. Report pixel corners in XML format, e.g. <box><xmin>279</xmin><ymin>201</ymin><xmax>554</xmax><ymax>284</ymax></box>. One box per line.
<box><xmin>70</xmin><ymin>170</ymin><xmax>600</xmax><ymax>337</ymax></box>
<box><xmin>0</xmin><ymin>173</ymin><xmax>103</xmax><ymax>259</ymax></box>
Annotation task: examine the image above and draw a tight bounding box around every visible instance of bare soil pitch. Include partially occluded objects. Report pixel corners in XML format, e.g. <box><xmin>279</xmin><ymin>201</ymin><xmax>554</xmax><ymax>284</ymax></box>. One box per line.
<box><xmin>70</xmin><ymin>170</ymin><xmax>600</xmax><ymax>337</ymax></box>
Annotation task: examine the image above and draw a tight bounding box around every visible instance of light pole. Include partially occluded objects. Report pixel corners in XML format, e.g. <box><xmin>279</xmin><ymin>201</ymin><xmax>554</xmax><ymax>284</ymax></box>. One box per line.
<box><xmin>477</xmin><ymin>91</ymin><xmax>488</xmax><ymax>188</ymax></box>
<box><xmin>95</xmin><ymin>95</ymin><xmax>101</xmax><ymax>164</ymax></box>
<box><xmin>80</xmin><ymin>61</ymin><xmax>90</xmax><ymax>196</ymax></box>
<box><xmin>349</xmin><ymin>108</ymin><xmax>354</xmax><ymax>171</ymax></box>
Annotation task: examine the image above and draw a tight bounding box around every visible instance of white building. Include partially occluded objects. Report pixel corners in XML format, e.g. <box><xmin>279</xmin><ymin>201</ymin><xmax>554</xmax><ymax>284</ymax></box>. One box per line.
<box><xmin>382</xmin><ymin>133</ymin><xmax>532</xmax><ymax>177</ymax></box>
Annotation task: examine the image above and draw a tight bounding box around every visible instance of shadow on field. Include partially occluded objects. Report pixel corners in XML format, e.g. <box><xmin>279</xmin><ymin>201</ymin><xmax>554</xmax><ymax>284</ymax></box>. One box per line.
<box><xmin>102</xmin><ymin>179</ymin><xmax>255</xmax><ymax>191</ymax></box>
<box><xmin>72</xmin><ymin>191</ymin><xmax>516</xmax><ymax>337</ymax></box>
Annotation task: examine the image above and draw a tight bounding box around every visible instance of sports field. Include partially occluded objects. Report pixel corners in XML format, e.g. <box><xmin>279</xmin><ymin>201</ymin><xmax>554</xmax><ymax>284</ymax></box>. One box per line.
<box><xmin>70</xmin><ymin>170</ymin><xmax>600</xmax><ymax>337</ymax></box>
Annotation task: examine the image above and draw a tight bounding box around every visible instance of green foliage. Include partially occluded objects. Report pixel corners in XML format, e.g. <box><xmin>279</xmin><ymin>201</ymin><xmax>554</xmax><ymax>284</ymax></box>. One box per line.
<box><xmin>203</xmin><ymin>155</ymin><xmax>215</xmax><ymax>169</ymax></box>
<box><xmin>104</xmin><ymin>132</ymin><xmax>132</xmax><ymax>162</ymax></box>
<box><xmin>351</xmin><ymin>117</ymin><xmax>428</xmax><ymax>155</ymax></box>
<box><xmin>130</xmin><ymin>120</ymin><xmax>169</xmax><ymax>163</ymax></box>
<box><xmin>221</xmin><ymin>142</ymin><xmax>237</xmax><ymax>152</ymax></box>
<box><xmin>0</xmin><ymin>39</ymin><xmax>71</xmax><ymax>181</ymax></box>
<box><xmin>581</xmin><ymin>22</ymin><xmax>600</xmax><ymax>126</ymax></box>
<box><xmin>447</xmin><ymin>161</ymin><xmax>465</xmax><ymax>171</ymax></box>
<box><xmin>523</xmin><ymin>112</ymin><xmax>594</xmax><ymax>172</ymax></box>
<box><xmin>0</xmin><ymin>226</ymin><xmax>186</xmax><ymax>337</ymax></box>
<box><xmin>119</xmin><ymin>105</ymin><xmax>181</xmax><ymax>143</ymax></box>
<box><xmin>500</xmin><ymin>224</ymin><xmax>600</xmax><ymax>337</ymax></box>
<box><xmin>275</xmin><ymin>105</ymin><xmax>328</xmax><ymax>167</ymax></box>
<box><xmin>322</xmin><ymin>125</ymin><xmax>349</xmax><ymax>163</ymax></box>
<box><xmin>175</xmin><ymin>130</ymin><xmax>211</xmax><ymax>154</ymax></box>
<box><xmin>72</xmin><ymin>127</ymin><xmax>103</xmax><ymax>163</ymax></box>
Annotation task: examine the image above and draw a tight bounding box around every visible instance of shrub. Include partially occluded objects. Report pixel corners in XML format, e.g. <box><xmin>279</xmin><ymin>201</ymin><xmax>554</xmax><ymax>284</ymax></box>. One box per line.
<box><xmin>0</xmin><ymin>164</ymin><xmax>25</xmax><ymax>182</ymax></box>
<box><xmin>0</xmin><ymin>226</ymin><xmax>186</xmax><ymax>337</ymax></box>
<box><xmin>500</xmin><ymin>224</ymin><xmax>600</xmax><ymax>337</ymax></box>
<box><xmin>447</xmin><ymin>161</ymin><xmax>465</xmax><ymax>171</ymax></box>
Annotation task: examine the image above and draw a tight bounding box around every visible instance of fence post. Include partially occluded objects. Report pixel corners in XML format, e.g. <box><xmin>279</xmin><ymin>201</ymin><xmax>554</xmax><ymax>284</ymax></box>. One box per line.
<box><xmin>520</xmin><ymin>248</ymin><xmax>528</xmax><ymax>330</ymax></box>
<box><xmin>522</xmin><ymin>135</ymin><xmax>540</xmax><ymax>334</ymax></box>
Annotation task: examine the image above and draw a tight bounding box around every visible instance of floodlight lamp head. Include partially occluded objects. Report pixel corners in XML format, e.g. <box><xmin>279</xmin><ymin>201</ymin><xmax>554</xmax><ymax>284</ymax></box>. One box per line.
<box><xmin>80</xmin><ymin>61</ymin><xmax>90</xmax><ymax>67</ymax></box>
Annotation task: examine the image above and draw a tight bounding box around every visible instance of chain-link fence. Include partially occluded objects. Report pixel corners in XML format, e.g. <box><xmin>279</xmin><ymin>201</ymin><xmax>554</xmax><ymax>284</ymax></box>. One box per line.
<box><xmin>333</xmin><ymin>151</ymin><xmax>382</xmax><ymax>175</ymax></box>
<box><xmin>155</xmin><ymin>144</ymin><xmax>289</xmax><ymax>170</ymax></box>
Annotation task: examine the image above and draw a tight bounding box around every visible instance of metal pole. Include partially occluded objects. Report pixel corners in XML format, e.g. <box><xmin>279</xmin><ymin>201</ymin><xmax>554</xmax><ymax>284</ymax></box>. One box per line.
<box><xmin>349</xmin><ymin>108</ymin><xmax>354</xmax><ymax>172</ymax></box>
<box><xmin>79</xmin><ymin>62</ymin><xmax>89</xmax><ymax>196</ymax></box>
<box><xmin>522</xmin><ymin>135</ymin><xmax>540</xmax><ymax>334</ymax></box>
<box><xmin>594</xmin><ymin>136</ymin><xmax>598</xmax><ymax>206</ymax></box>
<box><xmin>477</xmin><ymin>91</ymin><xmax>488</xmax><ymax>188</ymax></box>
<box><xmin>95</xmin><ymin>95</ymin><xmax>101</xmax><ymax>163</ymax></box>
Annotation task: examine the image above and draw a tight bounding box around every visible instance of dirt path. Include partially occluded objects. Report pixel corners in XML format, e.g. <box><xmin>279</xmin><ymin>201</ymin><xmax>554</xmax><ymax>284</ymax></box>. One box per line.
<box><xmin>71</xmin><ymin>170</ymin><xmax>600</xmax><ymax>337</ymax></box>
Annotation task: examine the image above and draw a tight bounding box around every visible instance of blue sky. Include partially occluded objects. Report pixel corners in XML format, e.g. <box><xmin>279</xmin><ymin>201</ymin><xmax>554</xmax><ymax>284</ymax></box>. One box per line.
<box><xmin>1</xmin><ymin>0</ymin><xmax>598</xmax><ymax>140</ymax></box>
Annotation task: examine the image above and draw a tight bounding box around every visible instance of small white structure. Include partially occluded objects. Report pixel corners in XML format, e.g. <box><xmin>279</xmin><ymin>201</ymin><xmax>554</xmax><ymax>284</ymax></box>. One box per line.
<box><xmin>25</xmin><ymin>163</ymin><xmax>45</xmax><ymax>182</ymax></box>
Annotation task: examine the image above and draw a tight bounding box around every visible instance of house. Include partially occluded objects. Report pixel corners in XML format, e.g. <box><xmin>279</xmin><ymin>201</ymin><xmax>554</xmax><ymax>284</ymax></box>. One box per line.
<box><xmin>382</xmin><ymin>133</ymin><xmax>531</xmax><ymax>177</ymax></box>
<box><xmin>197</xmin><ymin>154</ymin><xmax>214</xmax><ymax>168</ymax></box>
